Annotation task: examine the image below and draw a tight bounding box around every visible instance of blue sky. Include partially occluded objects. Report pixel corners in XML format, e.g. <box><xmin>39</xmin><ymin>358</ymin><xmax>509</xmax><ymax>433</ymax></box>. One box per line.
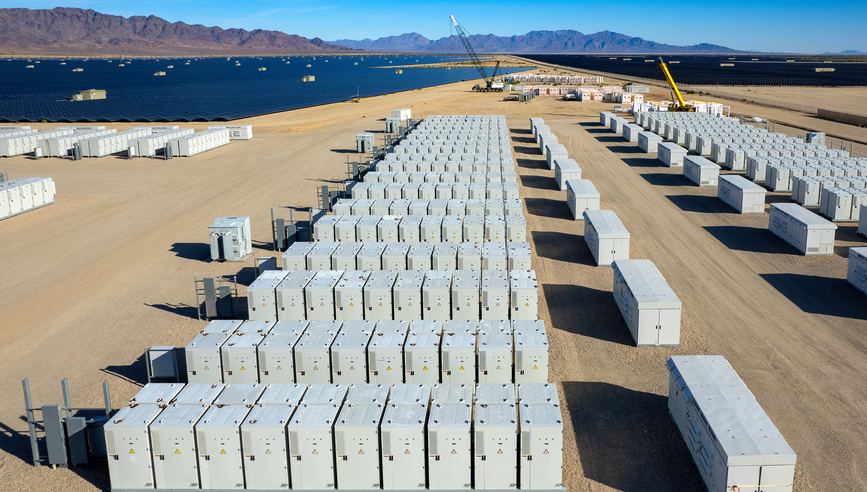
<box><xmin>14</xmin><ymin>0</ymin><xmax>867</xmax><ymax>53</ymax></box>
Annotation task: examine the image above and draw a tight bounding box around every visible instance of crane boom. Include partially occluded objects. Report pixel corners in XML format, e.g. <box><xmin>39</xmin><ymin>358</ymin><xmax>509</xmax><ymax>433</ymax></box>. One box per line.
<box><xmin>450</xmin><ymin>15</ymin><xmax>502</xmax><ymax>92</ymax></box>
<box><xmin>657</xmin><ymin>57</ymin><xmax>694</xmax><ymax>112</ymax></box>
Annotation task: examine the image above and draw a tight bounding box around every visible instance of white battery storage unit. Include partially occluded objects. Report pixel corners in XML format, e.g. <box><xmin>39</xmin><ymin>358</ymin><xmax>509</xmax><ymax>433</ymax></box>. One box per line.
<box><xmin>474</xmin><ymin>404</ymin><xmax>518</xmax><ymax>490</ymax></box>
<box><xmin>357</xmin><ymin>242</ymin><xmax>387</xmax><ymax>270</ymax></box>
<box><xmin>457</xmin><ymin>242</ymin><xmax>483</xmax><ymax>270</ymax></box>
<box><xmin>442</xmin><ymin>215</ymin><xmax>464</xmax><ymax>242</ymax></box>
<box><xmin>276</xmin><ymin>271</ymin><xmax>316</xmax><ymax>321</ymax></box>
<box><xmin>612</xmin><ymin>260</ymin><xmax>682</xmax><ymax>347</ymax></box>
<box><xmin>364</xmin><ymin>270</ymin><xmax>398</xmax><ymax>320</ymax></box>
<box><xmin>452</xmin><ymin>270</ymin><xmax>481</xmax><ymax>320</ymax></box>
<box><xmin>514</xmin><ymin>332</ymin><xmax>549</xmax><ymax>384</ymax></box>
<box><xmin>847</xmin><ymin>247</ymin><xmax>867</xmax><ymax>295</ymax></box>
<box><xmin>237</xmin><ymin>320</ymin><xmax>275</xmax><ymax>336</ymax></box>
<box><xmin>519</xmin><ymin>404</ymin><xmax>564</xmax><ymax>490</ymax></box>
<box><xmin>382</xmin><ymin>242</ymin><xmax>410</xmax><ymax>270</ymax></box>
<box><xmin>683</xmin><ymin>155</ymin><xmax>720</xmax><ymax>187</ymax></box>
<box><xmin>258</xmin><ymin>331</ymin><xmax>304</xmax><ymax>383</ymax></box>
<box><xmin>769</xmin><ymin>203</ymin><xmax>837</xmax><ymax>255</ymax></box>
<box><xmin>128</xmin><ymin>383</ymin><xmax>184</xmax><ymax>405</ymax></box>
<box><xmin>335</xmin><ymin>404</ymin><xmax>385</xmax><ymax>489</ymax></box>
<box><xmin>378</xmin><ymin>216</ymin><xmax>402</xmax><ymax>243</ymax></box>
<box><xmin>565</xmin><ymin>179</ymin><xmax>600</xmax><ymax>220</ymax></box>
<box><xmin>300</xmin><ymin>384</ymin><xmax>349</xmax><ymax>406</ymax></box>
<box><xmin>172</xmin><ymin>383</ymin><xmax>226</xmax><ymax>405</ymax></box>
<box><xmin>150</xmin><ymin>404</ymin><xmax>210</xmax><ymax>489</ymax></box>
<box><xmin>423</xmin><ymin>270</ymin><xmax>452</xmax><ymax>320</ymax></box>
<box><xmin>356</xmin><ymin>216</ymin><xmax>380</xmax><ymax>242</ymax></box>
<box><xmin>409</xmin><ymin>320</ymin><xmax>444</xmax><ymax>335</ymax></box>
<box><xmin>484</xmin><ymin>216</ymin><xmax>506</xmax><ymax>242</ymax></box>
<box><xmin>431</xmin><ymin>383</ymin><xmax>474</xmax><ymax>404</ymax></box>
<box><xmin>463</xmin><ymin>215</ymin><xmax>485</xmax><ymax>242</ymax></box>
<box><xmin>221</xmin><ymin>333</ymin><xmax>265</xmax><ymax>383</ymax></box>
<box><xmin>282</xmin><ymin>242</ymin><xmax>315</xmax><ymax>270</ymax></box>
<box><xmin>583</xmin><ymin>210</ymin><xmax>630</xmax><ymax>267</ymax></box>
<box><xmin>104</xmin><ymin>404</ymin><xmax>164</xmax><ymax>490</ymax></box>
<box><xmin>432</xmin><ymin>242</ymin><xmax>458</xmax><ymax>270</ymax></box>
<box><xmin>388</xmin><ymin>383</ymin><xmax>432</xmax><ymax>405</ymax></box>
<box><xmin>478</xmin><ymin>332</ymin><xmax>513</xmax><ymax>383</ymax></box>
<box><xmin>305</xmin><ymin>270</ymin><xmax>343</xmax><ymax>320</ymax></box>
<box><xmin>404</xmin><ymin>332</ymin><xmax>441</xmax><ymax>383</ymax></box>
<box><xmin>441</xmin><ymin>334</ymin><xmax>477</xmax><ymax>384</ymax></box>
<box><xmin>658</xmin><ymin>142</ymin><xmax>688</xmax><ymax>167</ymax></box>
<box><xmin>422</xmin><ymin>216</ymin><xmax>443</xmax><ymax>242</ymax></box>
<box><xmin>331</xmin><ymin>332</ymin><xmax>374</xmax><ymax>384</ymax></box>
<box><xmin>287</xmin><ymin>404</ymin><xmax>340</xmax><ymax>490</ymax></box>
<box><xmin>333</xmin><ymin>200</ymin><xmax>355</xmax><ymax>216</ymax></box>
<box><xmin>381</xmin><ymin>404</ymin><xmax>428</xmax><ymax>490</ymax></box>
<box><xmin>517</xmin><ymin>383</ymin><xmax>559</xmax><ymax>405</ymax></box>
<box><xmin>241</xmin><ymin>404</ymin><xmax>295</xmax><ymax>490</ymax></box>
<box><xmin>345</xmin><ymin>383</ymin><xmax>391</xmax><ymax>405</ymax></box>
<box><xmin>295</xmin><ymin>331</ymin><xmax>339</xmax><ymax>383</ymax></box>
<box><xmin>638</xmin><ymin>132</ymin><xmax>663</xmax><ymax>153</ymax></box>
<box><xmin>407</xmin><ymin>242</ymin><xmax>434</xmax><ymax>270</ymax></box>
<box><xmin>248</xmin><ymin>270</ymin><xmax>289</xmax><ymax>320</ymax></box>
<box><xmin>510</xmin><ymin>270</ymin><xmax>539</xmax><ymax>320</ymax></box>
<box><xmin>481</xmin><ymin>270</ymin><xmax>510</xmax><ymax>320</ymax></box>
<box><xmin>512</xmin><ymin>320</ymin><xmax>546</xmax><ymax>336</ymax></box>
<box><xmin>478</xmin><ymin>320</ymin><xmax>511</xmax><ymax>335</ymax></box>
<box><xmin>718</xmin><ymin>175</ymin><xmax>767</xmax><ymax>214</ymax></box>
<box><xmin>505</xmin><ymin>215</ymin><xmax>526</xmax><ymax>242</ymax></box>
<box><xmin>428</xmin><ymin>404</ymin><xmax>473</xmax><ymax>490</ymax></box>
<box><xmin>313</xmin><ymin>216</ymin><xmax>340</xmax><ymax>242</ymax></box>
<box><xmin>507</xmin><ymin>242</ymin><xmax>532</xmax><ymax>270</ymax></box>
<box><xmin>667</xmin><ymin>356</ymin><xmax>796</xmax><ymax>492</ymax></box>
<box><xmin>196</xmin><ymin>404</ymin><xmax>251</xmax><ymax>489</ymax></box>
<box><xmin>335</xmin><ymin>270</ymin><xmax>370</xmax><ymax>320</ymax></box>
<box><xmin>554</xmin><ymin>159</ymin><xmax>581</xmax><ymax>190</ymax></box>
<box><xmin>332</xmin><ymin>242</ymin><xmax>363</xmax><ymax>270</ymax></box>
<box><xmin>305</xmin><ymin>320</ymin><xmax>342</xmax><ymax>334</ymax></box>
<box><xmin>475</xmin><ymin>383</ymin><xmax>516</xmax><ymax>405</ymax></box>
<box><xmin>368</xmin><ymin>333</ymin><xmax>406</xmax><ymax>383</ymax></box>
<box><xmin>482</xmin><ymin>243</ymin><xmax>507</xmax><ymax>270</ymax></box>
<box><xmin>394</xmin><ymin>270</ymin><xmax>425</xmax><ymax>320</ymax></box>
<box><xmin>186</xmin><ymin>332</ymin><xmax>231</xmax><ymax>383</ymax></box>
<box><xmin>400</xmin><ymin>215</ymin><xmax>423</xmax><ymax>242</ymax></box>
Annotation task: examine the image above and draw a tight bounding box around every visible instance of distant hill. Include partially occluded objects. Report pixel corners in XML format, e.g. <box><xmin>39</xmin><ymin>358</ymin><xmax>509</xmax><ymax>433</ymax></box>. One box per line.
<box><xmin>822</xmin><ymin>50</ymin><xmax>866</xmax><ymax>55</ymax></box>
<box><xmin>331</xmin><ymin>30</ymin><xmax>740</xmax><ymax>53</ymax></box>
<box><xmin>0</xmin><ymin>7</ymin><xmax>356</xmax><ymax>55</ymax></box>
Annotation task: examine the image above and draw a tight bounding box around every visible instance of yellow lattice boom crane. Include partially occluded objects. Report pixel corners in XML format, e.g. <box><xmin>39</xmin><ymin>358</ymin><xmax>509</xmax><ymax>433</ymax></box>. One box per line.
<box><xmin>657</xmin><ymin>57</ymin><xmax>695</xmax><ymax>112</ymax></box>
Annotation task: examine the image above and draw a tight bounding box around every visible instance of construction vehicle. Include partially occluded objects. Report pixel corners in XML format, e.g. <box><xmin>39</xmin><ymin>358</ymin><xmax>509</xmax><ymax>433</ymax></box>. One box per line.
<box><xmin>656</xmin><ymin>57</ymin><xmax>694</xmax><ymax>112</ymax></box>
<box><xmin>450</xmin><ymin>15</ymin><xmax>504</xmax><ymax>92</ymax></box>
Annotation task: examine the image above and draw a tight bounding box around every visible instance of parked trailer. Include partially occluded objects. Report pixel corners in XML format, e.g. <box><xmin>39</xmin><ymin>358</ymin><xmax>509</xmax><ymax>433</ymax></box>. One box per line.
<box><xmin>667</xmin><ymin>356</ymin><xmax>796</xmax><ymax>492</ymax></box>
<box><xmin>612</xmin><ymin>259</ymin><xmax>681</xmax><ymax>347</ymax></box>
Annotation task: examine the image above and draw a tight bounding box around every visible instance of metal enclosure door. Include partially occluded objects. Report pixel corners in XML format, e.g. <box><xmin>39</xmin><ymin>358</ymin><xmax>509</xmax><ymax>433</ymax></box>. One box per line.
<box><xmin>381</xmin><ymin>423</ymin><xmax>426</xmax><ymax>488</ymax></box>
<box><xmin>405</xmin><ymin>344</ymin><xmax>440</xmax><ymax>384</ymax></box>
<box><xmin>186</xmin><ymin>345</ymin><xmax>225</xmax><ymax>384</ymax></box>
<box><xmin>481</xmin><ymin>286</ymin><xmax>509</xmax><ymax>320</ymax></box>
<box><xmin>519</xmin><ymin>416</ymin><xmax>564</xmax><ymax>490</ymax></box>
<box><xmin>428</xmin><ymin>408</ymin><xmax>472</xmax><ymax>490</ymax></box>
<box><xmin>442</xmin><ymin>343</ymin><xmax>476</xmax><ymax>384</ymax></box>
<box><xmin>288</xmin><ymin>420</ymin><xmax>337</xmax><ymax>489</ymax></box>
<box><xmin>515</xmin><ymin>345</ymin><xmax>548</xmax><ymax>384</ymax></box>
<box><xmin>197</xmin><ymin>409</ymin><xmax>248</xmax><ymax>489</ymax></box>
<box><xmin>248</xmin><ymin>286</ymin><xmax>278</xmax><ymax>321</ymax></box>
<box><xmin>296</xmin><ymin>346</ymin><xmax>332</xmax><ymax>383</ymax></box>
<box><xmin>474</xmin><ymin>422</ymin><xmax>517</xmax><ymax>489</ymax></box>
<box><xmin>335</xmin><ymin>285</ymin><xmax>364</xmax><ymax>321</ymax></box>
<box><xmin>151</xmin><ymin>412</ymin><xmax>207</xmax><ymax>489</ymax></box>
<box><xmin>306</xmin><ymin>286</ymin><xmax>336</xmax><ymax>321</ymax></box>
<box><xmin>368</xmin><ymin>345</ymin><xmax>404</xmax><ymax>384</ymax></box>
<box><xmin>423</xmin><ymin>282</ymin><xmax>451</xmax><ymax>320</ymax></box>
<box><xmin>335</xmin><ymin>421</ymin><xmax>381</xmax><ymax>489</ymax></box>
<box><xmin>104</xmin><ymin>407</ymin><xmax>161</xmax><ymax>489</ymax></box>
<box><xmin>657</xmin><ymin>308</ymin><xmax>681</xmax><ymax>347</ymax></box>
<box><xmin>332</xmin><ymin>344</ymin><xmax>369</xmax><ymax>384</ymax></box>
<box><xmin>479</xmin><ymin>344</ymin><xmax>513</xmax><ymax>384</ymax></box>
<box><xmin>364</xmin><ymin>286</ymin><xmax>394</xmax><ymax>321</ymax></box>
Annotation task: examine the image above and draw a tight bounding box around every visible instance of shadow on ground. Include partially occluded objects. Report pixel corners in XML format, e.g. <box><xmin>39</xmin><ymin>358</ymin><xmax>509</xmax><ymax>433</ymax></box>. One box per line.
<box><xmin>517</xmin><ymin>158</ymin><xmax>548</xmax><ymax>170</ymax></box>
<box><xmin>532</xmin><ymin>231</ymin><xmax>595</xmax><ymax>266</ymax></box>
<box><xmin>594</xmin><ymin>136</ymin><xmax>623</xmax><ymax>143</ymax></box>
<box><xmin>102</xmin><ymin>352</ymin><xmax>148</xmax><ymax>386</ymax></box>
<box><xmin>621</xmin><ymin>157</ymin><xmax>665</xmax><ymax>168</ymax></box>
<box><xmin>513</xmin><ymin>145</ymin><xmax>541</xmax><ymax>155</ymax></box>
<box><xmin>511</xmin><ymin>136</ymin><xmax>536</xmax><ymax>144</ymax></box>
<box><xmin>606</xmin><ymin>145</ymin><xmax>645</xmax><ymax>154</ymax></box>
<box><xmin>520</xmin><ymin>174</ymin><xmax>559</xmax><ymax>191</ymax></box>
<box><xmin>170</xmin><ymin>243</ymin><xmax>211</xmax><ymax>261</ymax></box>
<box><xmin>760</xmin><ymin>273</ymin><xmax>867</xmax><ymax>320</ymax></box>
<box><xmin>524</xmin><ymin>197</ymin><xmax>572</xmax><ymax>220</ymax></box>
<box><xmin>640</xmin><ymin>173</ymin><xmax>689</xmax><ymax>187</ymax></box>
<box><xmin>666</xmin><ymin>195</ymin><xmax>732</xmax><ymax>214</ymax></box>
<box><xmin>562</xmin><ymin>381</ymin><xmax>704</xmax><ymax>492</ymax></box>
<box><xmin>543</xmin><ymin>283</ymin><xmax>633</xmax><ymax>346</ymax></box>
<box><xmin>703</xmin><ymin>226</ymin><xmax>795</xmax><ymax>254</ymax></box>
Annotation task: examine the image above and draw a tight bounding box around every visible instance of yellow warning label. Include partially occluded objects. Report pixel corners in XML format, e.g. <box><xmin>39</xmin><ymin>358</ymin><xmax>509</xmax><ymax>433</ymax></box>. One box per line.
<box><xmin>350</xmin><ymin>303</ymin><xmax>354</xmax><ymax>306</ymax></box>
<box><xmin>129</xmin><ymin>449</ymin><xmax>135</xmax><ymax>454</ymax></box>
<box><xmin>496</xmin><ymin>365</ymin><xmax>501</xmax><ymax>370</ymax></box>
<box><xmin>359</xmin><ymin>449</ymin><xmax>365</xmax><ymax>454</ymax></box>
<box><xmin>220</xmin><ymin>449</ymin><xmax>226</xmax><ymax>455</ymax></box>
<box><xmin>175</xmin><ymin>449</ymin><xmax>180</xmax><ymax>454</ymax></box>
<box><xmin>387</xmin><ymin>366</ymin><xmax>392</xmax><ymax>370</ymax></box>
<box><xmin>312</xmin><ymin>449</ymin><xmax>319</xmax><ymax>455</ymax></box>
<box><xmin>451</xmin><ymin>449</ymin><xmax>457</xmax><ymax>454</ymax></box>
<box><xmin>277</xmin><ymin>366</ymin><xmax>282</xmax><ymax>370</ymax></box>
<box><xmin>423</xmin><ymin>366</ymin><xmax>428</xmax><ymax>370</ymax></box>
<box><xmin>404</xmin><ymin>449</ymin><xmax>411</xmax><ymax>454</ymax></box>
<box><xmin>533</xmin><ymin>365</ymin><xmax>538</xmax><ymax>370</ymax></box>
<box><xmin>262</xmin><ymin>303</ymin><xmax>267</xmax><ymax>307</ymax></box>
<box><xmin>266</xmin><ymin>449</ymin><xmax>272</xmax><ymax>455</ymax></box>
<box><xmin>350</xmin><ymin>366</ymin><xmax>355</xmax><ymax>370</ymax></box>
<box><xmin>526</xmin><ymin>303</ymin><xmax>530</xmax><ymax>307</ymax></box>
<box><xmin>313</xmin><ymin>366</ymin><xmax>319</xmax><ymax>371</ymax></box>
<box><xmin>497</xmin><ymin>449</ymin><xmax>503</xmax><ymax>455</ymax></box>
<box><xmin>241</xmin><ymin>366</ymin><xmax>246</xmax><ymax>370</ymax></box>
<box><xmin>204</xmin><ymin>365</ymin><xmax>209</xmax><ymax>370</ymax></box>
<box><xmin>460</xmin><ymin>366</ymin><xmax>465</xmax><ymax>370</ymax></box>
<box><xmin>543</xmin><ymin>449</ymin><xmax>550</xmax><ymax>454</ymax></box>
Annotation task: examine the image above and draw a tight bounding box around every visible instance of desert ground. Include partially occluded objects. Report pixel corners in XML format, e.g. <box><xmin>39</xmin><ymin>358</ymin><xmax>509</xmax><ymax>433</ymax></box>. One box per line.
<box><xmin>1</xmin><ymin>69</ymin><xmax>866</xmax><ymax>492</ymax></box>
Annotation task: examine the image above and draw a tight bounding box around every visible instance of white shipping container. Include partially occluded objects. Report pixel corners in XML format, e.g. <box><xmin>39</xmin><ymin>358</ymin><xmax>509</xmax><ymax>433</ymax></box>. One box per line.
<box><xmin>769</xmin><ymin>203</ymin><xmax>836</xmax><ymax>255</ymax></box>
<box><xmin>683</xmin><ymin>155</ymin><xmax>720</xmax><ymax>187</ymax></box>
<box><xmin>638</xmin><ymin>132</ymin><xmax>662</xmax><ymax>153</ymax></box>
<box><xmin>847</xmin><ymin>247</ymin><xmax>867</xmax><ymax>295</ymax></box>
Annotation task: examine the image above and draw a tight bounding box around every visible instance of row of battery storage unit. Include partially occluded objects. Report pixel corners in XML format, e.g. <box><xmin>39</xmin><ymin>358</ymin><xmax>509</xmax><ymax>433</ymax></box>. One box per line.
<box><xmin>0</xmin><ymin>177</ymin><xmax>56</xmax><ymax>220</ymax></box>
<box><xmin>169</xmin><ymin>128</ymin><xmax>231</xmax><ymax>157</ymax></box>
<box><xmin>565</xmin><ymin>179</ymin><xmax>600</xmax><ymax>221</ymax></box>
<box><xmin>848</xmin><ymin>247</ymin><xmax>867</xmax><ymax>295</ymax></box>
<box><xmin>130</xmin><ymin>128</ymin><xmax>195</xmax><ymax>157</ymax></box>
<box><xmin>282</xmin><ymin>241</ymin><xmax>532</xmax><ymax>271</ymax></box>
<box><xmin>247</xmin><ymin>269</ymin><xmax>539</xmax><ymax>322</ymax></box>
<box><xmin>351</xmin><ymin>183</ymin><xmax>520</xmax><ymax>201</ymax></box>
<box><xmin>746</xmin><ymin>156</ymin><xmax>867</xmax><ymax>186</ymax></box>
<box><xmin>334</xmin><ymin>198</ymin><xmax>525</xmax><ymax>217</ymax></box>
<box><xmin>363</xmin><ymin>170</ymin><xmax>518</xmax><ymax>183</ymax></box>
<box><xmin>208</xmin><ymin>125</ymin><xmax>253</xmax><ymax>140</ymax></box>
<box><xmin>42</xmin><ymin>128</ymin><xmax>117</xmax><ymax>157</ymax></box>
<box><xmin>667</xmin><ymin>356</ymin><xmax>796</xmax><ymax>492</ymax></box>
<box><xmin>186</xmin><ymin>320</ymin><xmax>549</xmax><ymax>385</ymax></box>
<box><xmin>81</xmin><ymin>128</ymin><xmax>152</xmax><ymax>157</ymax></box>
<box><xmin>374</xmin><ymin>161</ymin><xmax>517</xmax><ymax>173</ymax></box>
<box><xmin>723</xmin><ymin>145</ymin><xmax>852</xmax><ymax>171</ymax></box>
<box><xmin>311</xmin><ymin>215</ymin><xmax>526</xmax><ymax>243</ymax></box>
<box><xmin>815</xmin><ymin>187</ymin><xmax>867</xmax><ymax>222</ymax></box>
<box><xmin>768</xmin><ymin>203</ymin><xmax>836</xmax><ymax>255</ymax></box>
<box><xmin>105</xmin><ymin>381</ymin><xmax>563</xmax><ymax>491</ymax></box>
<box><xmin>612</xmin><ymin>260</ymin><xmax>682</xmax><ymax>347</ymax></box>
<box><xmin>0</xmin><ymin>127</ymin><xmax>85</xmax><ymax>156</ymax></box>
<box><xmin>758</xmin><ymin>160</ymin><xmax>867</xmax><ymax>198</ymax></box>
<box><xmin>383</xmin><ymin>153</ymin><xmax>515</xmax><ymax>165</ymax></box>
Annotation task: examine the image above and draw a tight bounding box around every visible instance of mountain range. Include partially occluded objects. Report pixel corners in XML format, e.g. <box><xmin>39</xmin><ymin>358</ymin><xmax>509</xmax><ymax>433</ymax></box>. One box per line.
<box><xmin>0</xmin><ymin>8</ymin><xmax>353</xmax><ymax>55</ymax></box>
<box><xmin>330</xmin><ymin>30</ymin><xmax>740</xmax><ymax>53</ymax></box>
